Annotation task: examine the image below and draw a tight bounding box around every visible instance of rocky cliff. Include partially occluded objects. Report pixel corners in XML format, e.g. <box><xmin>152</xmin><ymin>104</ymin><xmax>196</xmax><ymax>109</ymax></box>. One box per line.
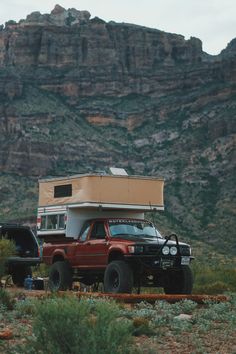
<box><xmin>0</xmin><ymin>6</ymin><xmax>235</xmax><ymax>255</ymax></box>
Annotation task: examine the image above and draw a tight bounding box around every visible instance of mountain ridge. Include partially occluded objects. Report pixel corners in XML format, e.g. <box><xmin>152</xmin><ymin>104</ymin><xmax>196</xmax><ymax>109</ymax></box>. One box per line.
<box><xmin>0</xmin><ymin>6</ymin><xmax>235</xmax><ymax>256</ymax></box>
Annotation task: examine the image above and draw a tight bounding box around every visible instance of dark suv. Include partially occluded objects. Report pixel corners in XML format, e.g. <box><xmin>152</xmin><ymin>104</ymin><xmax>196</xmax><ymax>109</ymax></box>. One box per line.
<box><xmin>1</xmin><ymin>224</ymin><xmax>41</xmax><ymax>286</ymax></box>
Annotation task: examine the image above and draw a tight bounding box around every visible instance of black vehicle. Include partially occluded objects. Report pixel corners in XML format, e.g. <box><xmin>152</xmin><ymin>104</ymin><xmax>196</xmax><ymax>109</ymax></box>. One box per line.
<box><xmin>0</xmin><ymin>224</ymin><xmax>41</xmax><ymax>286</ymax></box>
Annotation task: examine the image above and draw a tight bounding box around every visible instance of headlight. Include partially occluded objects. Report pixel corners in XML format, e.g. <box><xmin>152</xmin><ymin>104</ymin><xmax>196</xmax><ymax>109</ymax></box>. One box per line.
<box><xmin>170</xmin><ymin>246</ymin><xmax>178</xmax><ymax>255</ymax></box>
<box><xmin>162</xmin><ymin>246</ymin><xmax>170</xmax><ymax>255</ymax></box>
<box><xmin>128</xmin><ymin>246</ymin><xmax>135</xmax><ymax>254</ymax></box>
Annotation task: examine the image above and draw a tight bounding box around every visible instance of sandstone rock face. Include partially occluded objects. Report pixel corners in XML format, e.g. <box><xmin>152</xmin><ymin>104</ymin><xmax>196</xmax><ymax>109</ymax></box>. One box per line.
<box><xmin>0</xmin><ymin>7</ymin><xmax>235</xmax><ymax>254</ymax></box>
<box><xmin>23</xmin><ymin>5</ymin><xmax>91</xmax><ymax>27</ymax></box>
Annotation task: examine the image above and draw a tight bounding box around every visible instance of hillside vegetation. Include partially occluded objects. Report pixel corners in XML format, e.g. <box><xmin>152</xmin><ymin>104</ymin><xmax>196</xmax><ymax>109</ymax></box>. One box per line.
<box><xmin>0</xmin><ymin>6</ymin><xmax>235</xmax><ymax>261</ymax></box>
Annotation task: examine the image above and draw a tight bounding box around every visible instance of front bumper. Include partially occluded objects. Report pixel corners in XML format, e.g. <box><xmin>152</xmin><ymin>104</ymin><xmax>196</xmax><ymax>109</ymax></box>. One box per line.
<box><xmin>6</xmin><ymin>257</ymin><xmax>41</xmax><ymax>267</ymax></box>
<box><xmin>124</xmin><ymin>254</ymin><xmax>194</xmax><ymax>270</ymax></box>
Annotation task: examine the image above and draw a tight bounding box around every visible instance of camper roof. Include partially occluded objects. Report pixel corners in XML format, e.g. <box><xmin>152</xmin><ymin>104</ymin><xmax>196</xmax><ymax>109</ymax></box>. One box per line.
<box><xmin>38</xmin><ymin>174</ymin><xmax>164</xmax><ymax>211</ymax></box>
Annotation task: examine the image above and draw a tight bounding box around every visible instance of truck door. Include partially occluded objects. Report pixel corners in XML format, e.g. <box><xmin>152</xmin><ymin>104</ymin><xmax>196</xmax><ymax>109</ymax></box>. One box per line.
<box><xmin>77</xmin><ymin>221</ymin><xmax>109</xmax><ymax>268</ymax></box>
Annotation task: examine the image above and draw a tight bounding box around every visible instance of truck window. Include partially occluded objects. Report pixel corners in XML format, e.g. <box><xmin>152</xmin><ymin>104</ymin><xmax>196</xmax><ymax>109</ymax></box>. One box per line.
<box><xmin>79</xmin><ymin>222</ymin><xmax>91</xmax><ymax>242</ymax></box>
<box><xmin>108</xmin><ymin>220</ymin><xmax>162</xmax><ymax>238</ymax></box>
<box><xmin>90</xmin><ymin>222</ymin><xmax>106</xmax><ymax>239</ymax></box>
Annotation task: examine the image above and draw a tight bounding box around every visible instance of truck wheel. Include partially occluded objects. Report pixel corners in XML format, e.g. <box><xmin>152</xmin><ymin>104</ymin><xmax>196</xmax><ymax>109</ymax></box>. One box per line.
<box><xmin>49</xmin><ymin>261</ymin><xmax>72</xmax><ymax>291</ymax></box>
<box><xmin>11</xmin><ymin>266</ymin><xmax>32</xmax><ymax>287</ymax></box>
<box><xmin>104</xmin><ymin>260</ymin><xmax>133</xmax><ymax>293</ymax></box>
<box><xmin>163</xmin><ymin>265</ymin><xmax>193</xmax><ymax>294</ymax></box>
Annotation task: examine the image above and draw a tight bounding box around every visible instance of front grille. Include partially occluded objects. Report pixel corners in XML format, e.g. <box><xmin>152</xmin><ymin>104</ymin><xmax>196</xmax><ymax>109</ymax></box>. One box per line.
<box><xmin>145</xmin><ymin>245</ymin><xmax>160</xmax><ymax>254</ymax></box>
<box><xmin>145</xmin><ymin>244</ymin><xmax>190</xmax><ymax>256</ymax></box>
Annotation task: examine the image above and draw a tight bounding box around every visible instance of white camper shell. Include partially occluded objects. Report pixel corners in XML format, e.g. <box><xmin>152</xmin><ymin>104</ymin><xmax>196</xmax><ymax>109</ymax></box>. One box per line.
<box><xmin>37</xmin><ymin>174</ymin><xmax>164</xmax><ymax>239</ymax></box>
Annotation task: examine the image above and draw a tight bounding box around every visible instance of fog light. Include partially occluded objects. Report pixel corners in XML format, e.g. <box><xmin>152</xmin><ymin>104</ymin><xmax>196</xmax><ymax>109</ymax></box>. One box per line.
<box><xmin>170</xmin><ymin>246</ymin><xmax>178</xmax><ymax>255</ymax></box>
<box><xmin>162</xmin><ymin>246</ymin><xmax>170</xmax><ymax>255</ymax></box>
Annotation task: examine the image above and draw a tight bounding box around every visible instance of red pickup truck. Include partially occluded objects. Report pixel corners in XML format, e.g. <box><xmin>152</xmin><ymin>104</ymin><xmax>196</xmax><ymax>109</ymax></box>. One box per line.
<box><xmin>43</xmin><ymin>218</ymin><xmax>193</xmax><ymax>294</ymax></box>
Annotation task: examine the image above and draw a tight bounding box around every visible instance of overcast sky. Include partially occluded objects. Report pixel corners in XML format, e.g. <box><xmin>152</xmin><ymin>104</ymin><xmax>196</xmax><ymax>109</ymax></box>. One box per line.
<box><xmin>1</xmin><ymin>0</ymin><xmax>235</xmax><ymax>55</ymax></box>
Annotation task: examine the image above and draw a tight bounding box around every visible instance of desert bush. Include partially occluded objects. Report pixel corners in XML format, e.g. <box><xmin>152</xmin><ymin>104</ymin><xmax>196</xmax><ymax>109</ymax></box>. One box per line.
<box><xmin>195</xmin><ymin>281</ymin><xmax>230</xmax><ymax>294</ymax></box>
<box><xmin>0</xmin><ymin>237</ymin><xmax>15</xmax><ymax>280</ymax></box>
<box><xmin>0</xmin><ymin>288</ymin><xmax>14</xmax><ymax>310</ymax></box>
<box><xmin>132</xmin><ymin>317</ymin><xmax>155</xmax><ymax>336</ymax></box>
<box><xmin>123</xmin><ymin>301</ymin><xmax>178</xmax><ymax>328</ymax></box>
<box><xmin>15</xmin><ymin>298</ymin><xmax>37</xmax><ymax>318</ymax></box>
<box><xmin>152</xmin><ymin>300</ymin><xmax>196</xmax><ymax>328</ymax></box>
<box><xmin>131</xmin><ymin>301</ymin><xmax>157</xmax><ymax>319</ymax></box>
<box><xmin>196</xmin><ymin>301</ymin><xmax>234</xmax><ymax>322</ymax></box>
<box><xmin>192</xmin><ymin>263</ymin><xmax>236</xmax><ymax>294</ymax></box>
<box><xmin>171</xmin><ymin>299</ymin><xmax>198</xmax><ymax>314</ymax></box>
<box><xmin>32</xmin><ymin>263</ymin><xmax>49</xmax><ymax>278</ymax></box>
<box><xmin>189</xmin><ymin>297</ymin><xmax>236</xmax><ymax>335</ymax></box>
<box><xmin>22</xmin><ymin>297</ymin><xmax>135</xmax><ymax>354</ymax></box>
<box><xmin>170</xmin><ymin>317</ymin><xmax>192</xmax><ymax>333</ymax></box>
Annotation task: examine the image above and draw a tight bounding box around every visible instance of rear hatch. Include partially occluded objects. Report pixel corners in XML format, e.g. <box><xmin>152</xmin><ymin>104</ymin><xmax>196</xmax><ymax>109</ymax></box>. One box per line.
<box><xmin>0</xmin><ymin>224</ymin><xmax>40</xmax><ymax>265</ymax></box>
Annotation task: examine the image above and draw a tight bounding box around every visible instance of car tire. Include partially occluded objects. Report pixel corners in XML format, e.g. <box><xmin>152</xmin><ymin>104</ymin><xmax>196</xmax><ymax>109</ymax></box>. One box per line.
<box><xmin>49</xmin><ymin>261</ymin><xmax>72</xmax><ymax>291</ymax></box>
<box><xmin>163</xmin><ymin>265</ymin><xmax>193</xmax><ymax>294</ymax></box>
<box><xmin>104</xmin><ymin>260</ymin><xmax>133</xmax><ymax>293</ymax></box>
<box><xmin>11</xmin><ymin>266</ymin><xmax>32</xmax><ymax>287</ymax></box>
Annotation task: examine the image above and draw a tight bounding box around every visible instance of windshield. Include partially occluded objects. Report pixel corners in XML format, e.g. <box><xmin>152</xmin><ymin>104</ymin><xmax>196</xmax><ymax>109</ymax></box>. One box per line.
<box><xmin>108</xmin><ymin>220</ymin><xmax>162</xmax><ymax>239</ymax></box>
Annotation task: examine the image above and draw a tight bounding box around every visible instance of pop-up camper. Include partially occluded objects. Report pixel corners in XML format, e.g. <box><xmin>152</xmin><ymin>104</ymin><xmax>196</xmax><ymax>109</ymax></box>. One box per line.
<box><xmin>37</xmin><ymin>174</ymin><xmax>164</xmax><ymax>239</ymax></box>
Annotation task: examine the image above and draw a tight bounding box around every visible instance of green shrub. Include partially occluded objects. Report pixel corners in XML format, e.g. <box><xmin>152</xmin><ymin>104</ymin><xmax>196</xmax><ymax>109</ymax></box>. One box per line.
<box><xmin>15</xmin><ymin>298</ymin><xmax>37</xmax><ymax>318</ymax></box>
<box><xmin>170</xmin><ymin>299</ymin><xmax>198</xmax><ymax>315</ymax></box>
<box><xmin>123</xmin><ymin>301</ymin><xmax>175</xmax><ymax>328</ymax></box>
<box><xmin>0</xmin><ymin>237</ymin><xmax>16</xmax><ymax>280</ymax></box>
<box><xmin>132</xmin><ymin>317</ymin><xmax>155</xmax><ymax>336</ymax></box>
<box><xmin>195</xmin><ymin>281</ymin><xmax>230</xmax><ymax>295</ymax></box>
<box><xmin>22</xmin><ymin>297</ymin><xmax>135</xmax><ymax>354</ymax></box>
<box><xmin>170</xmin><ymin>317</ymin><xmax>193</xmax><ymax>334</ymax></box>
<box><xmin>193</xmin><ymin>299</ymin><xmax>236</xmax><ymax>329</ymax></box>
<box><xmin>32</xmin><ymin>263</ymin><xmax>50</xmax><ymax>278</ymax></box>
<box><xmin>192</xmin><ymin>263</ymin><xmax>236</xmax><ymax>294</ymax></box>
<box><xmin>0</xmin><ymin>288</ymin><xmax>14</xmax><ymax>310</ymax></box>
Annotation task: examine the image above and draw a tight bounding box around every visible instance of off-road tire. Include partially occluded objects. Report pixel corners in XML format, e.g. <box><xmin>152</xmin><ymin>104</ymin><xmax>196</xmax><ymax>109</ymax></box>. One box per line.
<box><xmin>49</xmin><ymin>261</ymin><xmax>72</xmax><ymax>291</ymax></box>
<box><xmin>104</xmin><ymin>260</ymin><xmax>133</xmax><ymax>293</ymax></box>
<box><xmin>163</xmin><ymin>265</ymin><xmax>193</xmax><ymax>294</ymax></box>
<box><xmin>11</xmin><ymin>266</ymin><xmax>32</xmax><ymax>287</ymax></box>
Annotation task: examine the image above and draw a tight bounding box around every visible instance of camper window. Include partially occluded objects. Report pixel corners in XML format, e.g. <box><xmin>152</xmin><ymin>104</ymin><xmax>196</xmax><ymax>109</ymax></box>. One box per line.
<box><xmin>47</xmin><ymin>215</ymin><xmax>57</xmax><ymax>229</ymax></box>
<box><xmin>54</xmin><ymin>184</ymin><xmax>72</xmax><ymax>198</ymax></box>
<box><xmin>40</xmin><ymin>214</ymin><xmax>65</xmax><ymax>230</ymax></box>
<box><xmin>41</xmin><ymin>216</ymin><xmax>47</xmax><ymax>229</ymax></box>
<box><xmin>58</xmin><ymin>214</ymin><xmax>65</xmax><ymax>229</ymax></box>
